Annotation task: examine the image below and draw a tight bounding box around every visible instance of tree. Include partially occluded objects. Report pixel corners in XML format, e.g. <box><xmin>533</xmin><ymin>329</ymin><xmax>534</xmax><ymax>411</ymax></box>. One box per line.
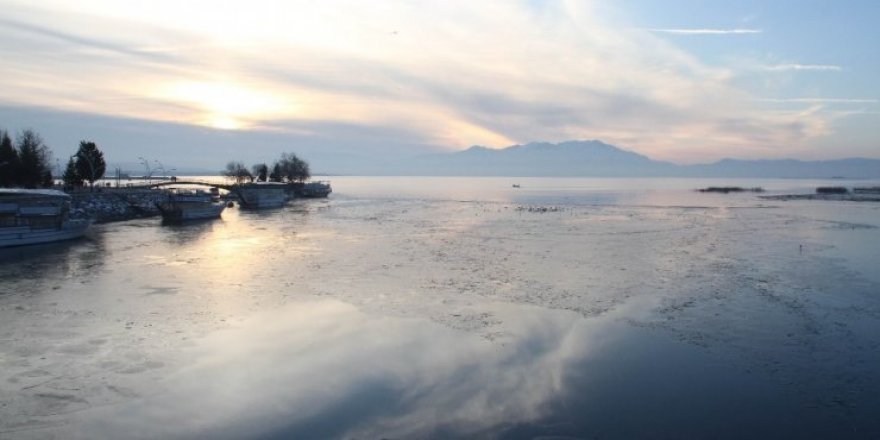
<box><xmin>16</xmin><ymin>129</ymin><xmax>52</xmax><ymax>188</ymax></box>
<box><xmin>252</xmin><ymin>163</ymin><xmax>268</xmax><ymax>182</ymax></box>
<box><xmin>0</xmin><ymin>130</ymin><xmax>19</xmax><ymax>187</ymax></box>
<box><xmin>268</xmin><ymin>162</ymin><xmax>283</xmax><ymax>182</ymax></box>
<box><xmin>74</xmin><ymin>140</ymin><xmax>106</xmax><ymax>189</ymax></box>
<box><xmin>62</xmin><ymin>157</ymin><xmax>83</xmax><ymax>188</ymax></box>
<box><xmin>41</xmin><ymin>169</ymin><xmax>54</xmax><ymax>188</ymax></box>
<box><xmin>223</xmin><ymin>161</ymin><xmax>253</xmax><ymax>184</ymax></box>
<box><xmin>285</xmin><ymin>153</ymin><xmax>310</xmax><ymax>183</ymax></box>
<box><xmin>271</xmin><ymin>152</ymin><xmax>310</xmax><ymax>183</ymax></box>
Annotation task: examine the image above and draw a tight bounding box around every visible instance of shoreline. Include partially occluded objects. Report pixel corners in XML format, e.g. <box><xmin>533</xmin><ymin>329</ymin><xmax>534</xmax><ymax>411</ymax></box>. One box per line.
<box><xmin>760</xmin><ymin>193</ymin><xmax>880</xmax><ymax>202</ymax></box>
<box><xmin>70</xmin><ymin>189</ymin><xmax>164</xmax><ymax>223</ymax></box>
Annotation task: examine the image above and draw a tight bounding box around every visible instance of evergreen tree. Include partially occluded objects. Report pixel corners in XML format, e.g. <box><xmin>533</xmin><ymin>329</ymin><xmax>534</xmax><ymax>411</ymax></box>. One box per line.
<box><xmin>252</xmin><ymin>163</ymin><xmax>268</xmax><ymax>182</ymax></box>
<box><xmin>74</xmin><ymin>140</ymin><xmax>106</xmax><ymax>188</ymax></box>
<box><xmin>16</xmin><ymin>129</ymin><xmax>52</xmax><ymax>188</ymax></box>
<box><xmin>41</xmin><ymin>169</ymin><xmax>54</xmax><ymax>188</ymax></box>
<box><xmin>269</xmin><ymin>162</ymin><xmax>283</xmax><ymax>182</ymax></box>
<box><xmin>62</xmin><ymin>157</ymin><xmax>83</xmax><ymax>188</ymax></box>
<box><xmin>0</xmin><ymin>130</ymin><xmax>19</xmax><ymax>187</ymax></box>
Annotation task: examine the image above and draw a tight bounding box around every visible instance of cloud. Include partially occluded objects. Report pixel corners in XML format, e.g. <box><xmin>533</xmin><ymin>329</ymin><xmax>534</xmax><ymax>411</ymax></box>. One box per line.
<box><xmin>763</xmin><ymin>64</ymin><xmax>842</xmax><ymax>72</ymax></box>
<box><xmin>757</xmin><ymin>98</ymin><xmax>877</xmax><ymax>104</ymax></box>
<box><xmin>647</xmin><ymin>28</ymin><xmax>762</xmax><ymax>35</ymax></box>
<box><xmin>0</xmin><ymin>17</ymin><xmax>174</xmax><ymax>61</ymax></box>
<box><xmin>0</xmin><ymin>0</ymin><xmax>859</xmax><ymax>163</ymax></box>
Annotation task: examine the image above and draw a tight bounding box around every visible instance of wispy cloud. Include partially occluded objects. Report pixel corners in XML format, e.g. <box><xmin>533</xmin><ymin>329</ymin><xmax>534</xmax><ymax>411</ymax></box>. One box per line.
<box><xmin>647</xmin><ymin>28</ymin><xmax>762</xmax><ymax>35</ymax></box>
<box><xmin>763</xmin><ymin>64</ymin><xmax>842</xmax><ymax>72</ymax></box>
<box><xmin>0</xmin><ymin>0</ymin><xmax>864</xmax><ymax>163</ymax></box>
<box><xmin>0</xmin><ymin>17</ymin><xmax>175</xmax><ymax>61</ymax></box>
<box><xmin>758</xmin><ymin>98</ymin><xmax>877</xmax><ymax>104</ymax></box>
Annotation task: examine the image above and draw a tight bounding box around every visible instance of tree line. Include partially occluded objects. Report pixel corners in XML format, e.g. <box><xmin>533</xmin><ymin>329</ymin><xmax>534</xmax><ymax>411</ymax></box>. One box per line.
<box><xmin>223</xmin><ymin>152</ymin><xmax>310</xmax><ymax>184</ymax></box>
<box><xmin>4</xmin><ymin>126</ymin><xmax>313</xmax><ymax>190</ymax></box>
<box><xmin>0</xmin><ymin>127</ymin><xmax>108</xmax><ymax>189</ymax></box>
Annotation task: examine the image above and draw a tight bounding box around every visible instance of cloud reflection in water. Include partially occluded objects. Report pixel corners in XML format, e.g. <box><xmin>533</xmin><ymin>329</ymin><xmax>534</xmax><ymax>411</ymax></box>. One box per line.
<box><xmin>70</xmin><ymin>300</ymin><xmax>591</xmax><ymax>439</ymax></box>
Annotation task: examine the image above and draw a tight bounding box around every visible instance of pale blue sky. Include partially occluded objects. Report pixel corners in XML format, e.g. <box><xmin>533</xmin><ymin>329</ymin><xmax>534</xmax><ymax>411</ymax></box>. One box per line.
<box><xmin>0</xmin><ymin>0</ymin><xmax>876</xmax><ymax>171</ymax></box>
<box><xmin>617</xmin><ymin>0</ymin><xmax>879</xmax><ymax>94</ymax></box>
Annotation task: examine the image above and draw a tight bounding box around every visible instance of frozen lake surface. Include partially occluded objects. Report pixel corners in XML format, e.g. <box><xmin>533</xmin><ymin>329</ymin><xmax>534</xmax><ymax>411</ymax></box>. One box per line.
<box><xmin>2</xmin><ymin>177</ymin><xmax>880</xmax><ymax>439</ymax></box>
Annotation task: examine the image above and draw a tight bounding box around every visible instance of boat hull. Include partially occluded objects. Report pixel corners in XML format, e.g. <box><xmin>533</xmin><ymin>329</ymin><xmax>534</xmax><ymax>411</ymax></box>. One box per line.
<box><xmin>297</xmin><ymin>181</ymin><xmax>332</xmax><ymax>198</ymax></box>
<box><xmin>235</xmin><ymin>185</ymin><xmax>288</xmax><ymax>209</ymax></box>
<box><xmin>157</xmin><ymin>202</ymin><xmax>225</xmax><ymax>222</ymax></box>
<box><xmin>238</xmin><ymin>198</ymin><xmax>286</xmax><ymax>209</ymax></box>
<box><xmin>0</xmin><ymin>219</ymin><xmax>92</xmax><ymax>248</ymax></box>
<box><xmin>298</xmin><ymin>188</ymin><xmax>332</xmax><ymax>198</ymax></box>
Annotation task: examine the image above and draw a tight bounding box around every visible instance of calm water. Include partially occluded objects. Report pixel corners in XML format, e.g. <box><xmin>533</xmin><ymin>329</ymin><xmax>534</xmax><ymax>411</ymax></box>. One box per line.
<box><xmin>2</xmin><ymin>177</ymin><xmax>880</xmax><ymax>439</ymax></box>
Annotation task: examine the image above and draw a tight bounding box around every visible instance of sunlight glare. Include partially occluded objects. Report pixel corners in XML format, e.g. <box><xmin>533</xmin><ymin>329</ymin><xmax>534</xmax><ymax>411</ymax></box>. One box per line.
<box><xmin>210</xmin><ymin>116</ymin><xmax>241</xmax><ymax>130</ymax></box>
<box><xmin>158</xmin><ymin>81</ymin><xmax>290</xmax><ymax>130</ymax></box>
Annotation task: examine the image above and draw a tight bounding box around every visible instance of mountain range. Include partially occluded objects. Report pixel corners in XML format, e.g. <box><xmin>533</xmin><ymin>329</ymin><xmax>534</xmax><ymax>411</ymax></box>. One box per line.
<box><xmin>376</xmin><ymin>140</ymin><xmax>880</xmax><ymax>178</ymax></box>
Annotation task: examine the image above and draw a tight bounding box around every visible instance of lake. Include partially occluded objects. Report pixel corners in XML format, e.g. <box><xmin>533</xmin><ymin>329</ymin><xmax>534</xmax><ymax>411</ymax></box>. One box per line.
<box><xmin>2</xmin><ymin>176</ymin><xmax>880</xmax><ymax>439</ymax></box>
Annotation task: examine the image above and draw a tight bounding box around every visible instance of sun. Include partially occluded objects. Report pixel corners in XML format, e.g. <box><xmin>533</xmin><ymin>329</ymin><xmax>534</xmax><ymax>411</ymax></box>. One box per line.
<box><xmin>158</xmin><ymin>81</ymin><xmax>288</xmax><ymax>130</ymax></box>
<box><xmin>209</xmin><ymin>116</ymin><xmax>242</xmax><ymax>130</ymax></box>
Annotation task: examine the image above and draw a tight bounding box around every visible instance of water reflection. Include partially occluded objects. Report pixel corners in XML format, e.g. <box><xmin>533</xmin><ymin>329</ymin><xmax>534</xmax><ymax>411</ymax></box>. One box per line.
<box><xmin>0</xmin><ymin>234</ymin><xmax>106</xmax><ymax>293</ymax></box>
<box><xmin>160</xmin><ymin>219</ymin><xmax>219</xmax><ymax>245</ymax></box>
<box><xmin>57</xmin><ymin>300</ymin><xmax>589</xmax><ymax>439</ymax></box>
<box><xmin>42</xmin><ymin>299</ymin><xmax>853</xmax><ymax>440</ymax></box>
<box><xmin>3</xmin><ymin>178</ymin><xmax>880</xmax><ymax>439</ymax></box>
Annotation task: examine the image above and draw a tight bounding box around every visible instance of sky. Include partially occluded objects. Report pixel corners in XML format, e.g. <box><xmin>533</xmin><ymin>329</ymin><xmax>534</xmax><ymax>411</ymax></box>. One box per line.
<box><xmin>0</xmin><ymin>0</ymin><xmax>877</xmax><ymax>172</ymax></box>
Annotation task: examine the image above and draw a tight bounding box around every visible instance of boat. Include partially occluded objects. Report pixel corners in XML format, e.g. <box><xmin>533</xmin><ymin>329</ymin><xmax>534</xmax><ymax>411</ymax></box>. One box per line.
<box><xmin>233</xmin><ymin>182</ymin><xmax>288</xmax><ymax>208</ymax></box>
<box><xmin>155</xmin><ymin>188</ymin><xmax>226</xmax><ymax>222</ymax></box>
<box><xmin>0</xmin><ymin>189</ymin><xmax>92</xmax><ymax>248</ymax></box>
<box><xmin>297</xmin><ymin>181</ymin><xmax>332</xmax><ymax>198</ymax></box>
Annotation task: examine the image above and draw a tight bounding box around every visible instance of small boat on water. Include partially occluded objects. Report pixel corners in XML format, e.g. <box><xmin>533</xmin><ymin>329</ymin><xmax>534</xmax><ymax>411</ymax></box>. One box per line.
<box><xmin>155</xmin><ymin>188</ymin><xmax>225</xmax><ymax>222</ymax></box>
<box><xmin>0</xmin><ymin>189</ymin><xmax>92</xmax><ymax>248</ymax></box>
<box><xmin>233</xmin><ymin>182</ymin><xmax>288</xmax><ymax>209</ymax></box>
<box><xmin>298</xmin><ymin>181</ymin><xmax>332</xmax><ymax>198</ymax></box>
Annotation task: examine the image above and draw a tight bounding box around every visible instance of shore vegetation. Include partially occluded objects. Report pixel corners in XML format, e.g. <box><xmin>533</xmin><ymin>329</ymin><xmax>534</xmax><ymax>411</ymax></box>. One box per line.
<box><xmin>697</xmin><ymin>186</ymin><xmax>764</xmax><ymax>193</ymax></box>
<box><xmin>0</xmin><ymin>128</ymin><xmax>54</xmax><ymax>188</ymax></box>
<box><xmin>224</xmin><ymin>152</ymin><xmax>311</xmax><ymax>184</ymax></box>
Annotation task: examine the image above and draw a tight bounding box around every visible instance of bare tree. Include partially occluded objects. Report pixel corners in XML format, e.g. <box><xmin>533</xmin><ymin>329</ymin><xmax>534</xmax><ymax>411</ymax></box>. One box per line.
<box><xmin>223</xmin><ymin>161</ymin><xmax>253</xmax><ymax>184</ymax></box>
<box><xmin>270</xmin><ymin>152</ymin><xmax>311</xmax><ymax>183</ymax></box>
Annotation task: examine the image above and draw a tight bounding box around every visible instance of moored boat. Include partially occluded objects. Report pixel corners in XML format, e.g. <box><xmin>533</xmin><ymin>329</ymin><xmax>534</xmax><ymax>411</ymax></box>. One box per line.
<box><xmin>233</xmin><ymin>182</ymin><xmax>288</xmax><ymax>208</ymax></box>
<box><xmin>0</xmin><ymin>189</ymin><xmax>92</xmax><ymax>248</ymax></box>
<box><xmin>155</xmin><ymin>188</ymin><xmax>225</xmax><ymax>222</ymax></box>
<box><xmin>297</xmin><ymin>181</ymin><xmax>332</xmax><ymax>198</ymax></box>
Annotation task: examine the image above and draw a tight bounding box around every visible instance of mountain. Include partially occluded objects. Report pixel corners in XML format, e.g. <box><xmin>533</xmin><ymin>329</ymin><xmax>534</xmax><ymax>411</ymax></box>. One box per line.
<box><xmin>396</xmin><ymin>140</ymin><xmax>679</xmax><ymax>176</ymax></box>
<box><xmin>377</xmin><ymin>140</ymin><xmax>880</xmax><ymax>178</ymax></box>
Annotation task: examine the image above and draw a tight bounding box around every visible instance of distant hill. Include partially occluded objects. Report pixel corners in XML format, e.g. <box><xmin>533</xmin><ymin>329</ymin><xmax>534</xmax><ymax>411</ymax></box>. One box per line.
<box><xmin>682</xmin><ymin>158</ymin><xmax>880</xmax><ymax>178</ymax></box>
<box><xmin>383</xmin><ymin>140</ymin><xmax>880</xmax><ymax>178</ymax></box>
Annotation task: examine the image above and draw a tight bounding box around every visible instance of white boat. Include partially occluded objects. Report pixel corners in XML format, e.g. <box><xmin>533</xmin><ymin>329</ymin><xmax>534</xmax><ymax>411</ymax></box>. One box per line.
<box><xmin>298</xmin><ymin>181</ymin><xmax>332</xmax><ymax>198</ymax></box>
<box><xmin>156</xmin><ymin>188</ymin><xmax>225</xmax><ymax>222</ymax></box>
<box><xmin>0</xmin><ymin>189</ymin><xmax>92</xmax><ymax>248</ymax></box>
<box><xmin>233</xmin><ymin>183</ymin><xmax>288</xmax><ymax>209</ymax></box>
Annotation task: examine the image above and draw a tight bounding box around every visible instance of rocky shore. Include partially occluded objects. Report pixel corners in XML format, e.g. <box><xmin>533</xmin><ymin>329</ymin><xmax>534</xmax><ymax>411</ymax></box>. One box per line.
<box><xmin>70</xmin><ymin>189</ymin><xmax>163</xmax><ymax>223</ymax></box>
